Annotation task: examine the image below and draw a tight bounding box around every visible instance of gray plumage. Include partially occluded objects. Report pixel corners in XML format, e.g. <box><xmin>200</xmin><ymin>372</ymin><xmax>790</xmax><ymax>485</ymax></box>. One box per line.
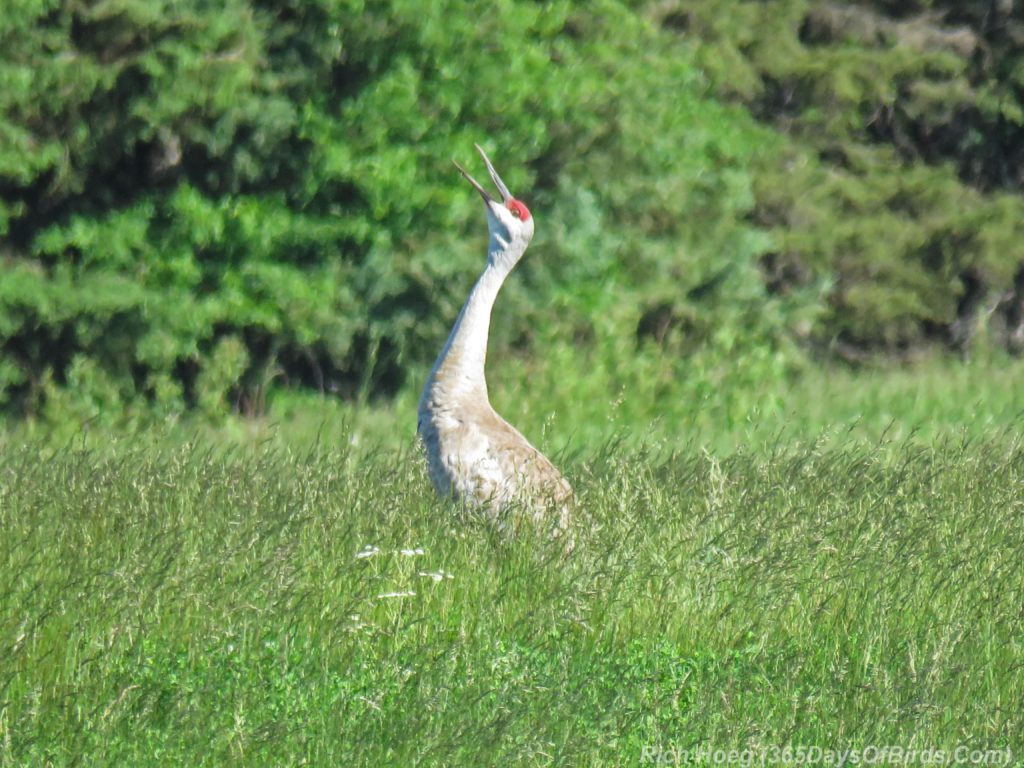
<box><xmin>417</xmin><ymin>145</ymin><xmax>571</xmax><ymax>534</ymax></box>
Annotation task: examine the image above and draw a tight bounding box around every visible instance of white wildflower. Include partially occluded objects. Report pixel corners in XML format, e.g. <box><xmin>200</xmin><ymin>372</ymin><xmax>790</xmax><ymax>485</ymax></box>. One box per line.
<box><xmin>346</xmin><ymin>614</ymin><xmax>371</xmax><ymax>632</ymax></box>
<box><xmin>355</xmin><ymin>545</ymin><xmax>381</xmax><ymax>559</ymax></box>
<box><xmin>399</xmin><ymin>547</ymin><xmax>425</xmax><ymax>557</ymax></box>
<box><xmin>376</xmin><ymin>590</ymin><xmax>416</xmax><ymax>599</ymax></box>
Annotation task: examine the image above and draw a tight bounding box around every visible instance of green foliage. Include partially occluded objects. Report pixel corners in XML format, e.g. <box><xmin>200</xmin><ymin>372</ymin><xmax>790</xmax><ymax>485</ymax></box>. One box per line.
<box><xmin>658</xmin><ymin>0</ymin><xmax>1024</xmax><ymax>353</ymax></box>
<box><xmin>0</xmin><ymin>0</ymin><xmax>801</xmax><ymax>419</ymax></box>
<box><xmin>195</xmin><ymin>335</ymin><xmax>249</xmax><ymax>419</ymax></box>
<box><xmin>2</xmin><ymin>436</ymin><xmax>1021</xmax><ymax>763</ymax></box>
<box><xmin>3</xmin><ymin>0</ymin><xmax>1023</xmax><ymax>422</ymax></box>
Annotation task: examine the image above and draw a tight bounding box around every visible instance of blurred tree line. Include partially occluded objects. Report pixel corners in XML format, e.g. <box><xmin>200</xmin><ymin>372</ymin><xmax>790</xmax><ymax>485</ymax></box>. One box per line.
<box><xmin>671</xmin><ymin>0</ymin><xmax>1024</xmax><ymax>356</ymax></box>
<box><xmin>1</xmin><ymin>0</ymin><xmax>1021</xmax><ymax>422</ymax></box>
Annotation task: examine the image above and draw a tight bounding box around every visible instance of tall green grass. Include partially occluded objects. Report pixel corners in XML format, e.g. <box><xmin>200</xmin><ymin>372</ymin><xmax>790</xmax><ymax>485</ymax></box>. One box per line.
<box><xmin>75</xmin><ymin>352</ymin><xmax>1019</xmax><ymax>458</ymax></box>
<box><xmin>2</xmin><ymin>431</ymin><xmax>1021</xmax><ymax>765</ymax></box>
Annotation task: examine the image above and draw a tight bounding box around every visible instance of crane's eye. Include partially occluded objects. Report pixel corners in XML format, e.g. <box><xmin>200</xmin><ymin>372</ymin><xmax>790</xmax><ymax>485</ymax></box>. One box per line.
<box><xmin>510</xmin><ymin>206</ymin><xmax>521</xmax><ymax>219</ymax></box>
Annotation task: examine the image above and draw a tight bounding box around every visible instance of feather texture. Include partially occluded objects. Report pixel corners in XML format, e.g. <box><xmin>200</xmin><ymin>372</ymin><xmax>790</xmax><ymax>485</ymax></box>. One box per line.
<box><xmin>418</xmin><ymin>146</ymin><xmax>571</xmax><ymax>536</ymax></box>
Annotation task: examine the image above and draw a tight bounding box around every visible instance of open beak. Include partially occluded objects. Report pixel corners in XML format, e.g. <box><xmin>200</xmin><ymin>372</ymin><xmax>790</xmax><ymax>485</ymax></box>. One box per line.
<box><xmin>453</xmin><ymin>144</ymin><xmax>513</xmax><ymax>206</ymax></box>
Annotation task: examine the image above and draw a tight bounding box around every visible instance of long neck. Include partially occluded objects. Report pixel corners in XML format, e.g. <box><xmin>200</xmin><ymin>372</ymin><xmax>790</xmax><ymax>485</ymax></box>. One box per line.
<box><xmin>424</xmin><ymin>260</ymin><xmax>512</xmax><ymax>403</ymax></box>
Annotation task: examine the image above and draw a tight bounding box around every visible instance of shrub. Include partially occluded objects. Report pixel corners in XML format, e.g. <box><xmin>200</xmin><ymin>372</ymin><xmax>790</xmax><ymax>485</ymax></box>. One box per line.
<box><xmin>657</xmin><ymin>0</ymin><xmax>1024</xmax><ymax>354</ymax></box>
<box><xmin>0</xmin><ymin>0</ymin><xmax>798</xmax><ymax>418</ymax></box>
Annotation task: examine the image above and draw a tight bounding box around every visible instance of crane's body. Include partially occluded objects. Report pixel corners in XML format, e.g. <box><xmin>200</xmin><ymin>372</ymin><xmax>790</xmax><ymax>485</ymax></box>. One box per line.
<box><xmin>418</xmin><ymin>145</ymin><xmax>571</xmax><ymax>530</ymax></box>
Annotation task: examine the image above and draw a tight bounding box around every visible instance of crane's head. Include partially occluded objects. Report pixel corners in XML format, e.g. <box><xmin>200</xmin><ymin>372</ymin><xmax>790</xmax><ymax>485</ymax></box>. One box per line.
<box><xmin>454</xmin><ymin>144</ymin><xmax>534</xmax><ymax>267</ymax></box>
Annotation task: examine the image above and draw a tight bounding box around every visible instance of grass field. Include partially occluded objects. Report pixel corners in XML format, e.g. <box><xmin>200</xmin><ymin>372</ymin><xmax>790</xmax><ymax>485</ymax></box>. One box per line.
<box><xmin>1</xmin><ymin>360</ymin><xmax>1023</xmax><ymax>765</ymax></box>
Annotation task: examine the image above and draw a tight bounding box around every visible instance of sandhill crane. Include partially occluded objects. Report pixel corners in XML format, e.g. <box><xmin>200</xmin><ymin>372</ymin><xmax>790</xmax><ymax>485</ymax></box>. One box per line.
<box><xmin>417</xmin><ymin>144</ymin><xmax>572</xmax><ymax>535</ymax></box>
